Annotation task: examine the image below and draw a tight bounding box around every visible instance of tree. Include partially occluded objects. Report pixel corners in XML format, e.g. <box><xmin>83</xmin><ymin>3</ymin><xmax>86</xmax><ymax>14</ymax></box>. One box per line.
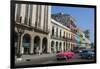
<box><xmin>84</xmin><ymin>30</ymin><xmax>90</xmax><ymax>39</ymax></box>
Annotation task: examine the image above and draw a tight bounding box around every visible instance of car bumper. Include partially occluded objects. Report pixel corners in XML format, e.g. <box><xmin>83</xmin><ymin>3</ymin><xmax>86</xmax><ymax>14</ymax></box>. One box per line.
<box><xmin>56</xmin><ymin>56</ymin><xmax>67</xmax><ymax>60</ymax></box>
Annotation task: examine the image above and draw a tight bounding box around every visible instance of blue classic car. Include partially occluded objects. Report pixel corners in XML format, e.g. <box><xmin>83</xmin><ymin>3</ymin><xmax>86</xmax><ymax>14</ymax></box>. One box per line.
<box><xmin>79</xmin><ymin>49</ymin><xmax>95</xmax><ymax>59</ymax></box>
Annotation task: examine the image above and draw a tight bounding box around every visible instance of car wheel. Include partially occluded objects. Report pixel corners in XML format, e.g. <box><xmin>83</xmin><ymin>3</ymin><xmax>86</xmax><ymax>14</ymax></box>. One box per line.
<box><xmin>88</xmin><ymin>56</ymin><xmax>92</xmax><ymax>59</ymax></box>
<box><xmin>65</xmin><ymin>56</ymin><xmax>68</xmax><ymax>60</ymax></box>
<box><xmin>57</xmin><ymin>58</ymin><xmax>60</xmax><ymax>60</ymax></box>
<box><xmin>67</xmin><ymin>57</ymin><xmax>70</xmax><ymax>59</ymax></box>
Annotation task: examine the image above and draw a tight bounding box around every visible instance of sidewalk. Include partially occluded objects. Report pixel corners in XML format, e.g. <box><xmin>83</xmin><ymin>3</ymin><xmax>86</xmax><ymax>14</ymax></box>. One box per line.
<box><xmin>15</xmin><ymin>53</ymin><xmax>56</xmax><ymax>63</ymax></box>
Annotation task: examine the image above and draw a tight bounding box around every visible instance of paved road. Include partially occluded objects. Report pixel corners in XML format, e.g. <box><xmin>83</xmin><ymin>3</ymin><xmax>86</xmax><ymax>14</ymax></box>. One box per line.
<box><xmin>15</xmin><ymin>53</ymin><xmax>95</xmax><ymax>67</ymax></box>
<box><xmin>41</xmin><ymin>54</ymin><xmax>95</xmax><ymax>64</ymax></box>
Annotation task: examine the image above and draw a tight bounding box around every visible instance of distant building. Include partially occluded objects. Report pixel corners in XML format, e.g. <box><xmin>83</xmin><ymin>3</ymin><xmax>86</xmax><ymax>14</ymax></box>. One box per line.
<box><xmin>76</xmin><ymin>28</ymin><xmax>91</xmax><ymax>49</ymax></box>
<box><xmin>50</xmin><ymin>19</ymin><xmax>71</xmax><ymax>53</ymax></box>
<box><xmin>51</xmin><ymin>13</ymin><xmax>70</xmax><ymax>26</ymax></box>
<box><xmin>52</xmin><ymin>13</ymin><xmax>77</xmax><ymax>51</ymax></box>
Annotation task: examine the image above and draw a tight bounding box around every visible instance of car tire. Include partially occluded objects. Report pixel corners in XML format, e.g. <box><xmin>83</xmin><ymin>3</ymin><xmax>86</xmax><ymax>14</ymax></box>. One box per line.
<box><xmin>88</xmin><ymin>56</ymin><xmax>92</xmax><ymax>59</ymax></box>
<box><xmin>57</xmin><ymin>58</ymin><xmax>60</xmax><ymax>60</ymax></box>
<box><xmin>64</xmin><ymin>56</ymin><xmax>68</xmax><ymax>60</ymax></box>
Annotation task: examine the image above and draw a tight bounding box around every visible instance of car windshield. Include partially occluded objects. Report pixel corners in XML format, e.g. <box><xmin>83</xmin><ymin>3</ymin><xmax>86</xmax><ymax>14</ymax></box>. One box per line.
<box><xmin>82</xmin><ymin>50</ymin><xmax>88</xmax><ymax>53</ymax></box>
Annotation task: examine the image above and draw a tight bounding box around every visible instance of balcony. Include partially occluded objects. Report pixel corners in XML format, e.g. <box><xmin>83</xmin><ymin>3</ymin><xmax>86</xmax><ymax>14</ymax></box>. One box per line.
<box><xmin>34</xmin><ymin>27</ymin><xmax>50</xmax><ymax>34</ymax></box>
<box><xmin>15</xmin><ymin>16</ymin><xmax>34</xmax><ymax>30</ymax></box>
<box><xmin>71</xmin><ymin>29</ymin><xmax>77</xmax><ymax>34</ymax></box>
<box><xmin>66</xmin><ymin>37</ymin><xmax>77</xmax><ymax>43</ymax></box>
<box><xmin>15</xmin><ymin>23</ymin><xmax>50</xmax><ymax>34</ymax></box>
<box><xmin>15</xmin><ymin>17</ymin><xmax>49</xmax><ymax>34</ymax></box>
<box><xmin>51</xmin><ymin>35</ymin><xmax>66</xmax><ymax>41</ymax></box>
<box><xmin>15</xmin><ymin>22</ymin><xmax>34</xmax><ymax>31</ymax></box>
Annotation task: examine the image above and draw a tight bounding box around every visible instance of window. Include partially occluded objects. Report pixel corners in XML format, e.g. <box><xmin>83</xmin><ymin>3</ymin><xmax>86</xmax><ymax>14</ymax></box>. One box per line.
<box><xmin>16</xmin><ymin>4</ymin><xmax>22</xmax><ymax>23</ymax></box>
<box><xmin>29</xmin><ymin>5</ymin><xmax>33</xmax><ymax>26</ymax></box>
<box><xmin>24</xmin><ymin>4</ymin><xmax>29</xmax><ymax>25</ymax></box>
<box><xmin>60</xmin><ymin>29</ymin><xmax>62</xmax><ymax>37</ymax></box>
<box><xmin>56</xmin><ymin>28</ymin><xmax>58</xmax><ymax>37</ymax></box>
<box><xmin>64</xmin><ymin>31</ymin><xmax>65</xmax><ymax>38</ymax></box>
<box><xmin>52</xmin><ymin>26</ymin><xmax>54</xmax><ymax>36</ymax></box>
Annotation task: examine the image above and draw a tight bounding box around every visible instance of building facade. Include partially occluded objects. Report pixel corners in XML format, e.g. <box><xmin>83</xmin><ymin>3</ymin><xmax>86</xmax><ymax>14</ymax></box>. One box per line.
<box><xmin>50</xmin><ymin>19</ymin><xmax>71</xmax><ymax>53</ymax></box>
<box><xmin>14</xmin><ymin>4</ymin><xmax>91</xmax><ymax>58</ymax></box>
<box><xmin>51</xmin><ymin>13</ymin><xmax>77</xmax><ymax>51</ymax></box>
<box><xmin>76</xmin><ymin>28</ymin><xmax>91</xmax><ymax>49</ymax></box>
<box><xmin>14</xmin><ymin>4</ymin><xmax>51</xmax><ymax>56</ymax></box>
<box><xmin>67</xmin><ymin>16</ymin><xmax>77</xmax><ymax>51</ymax></box>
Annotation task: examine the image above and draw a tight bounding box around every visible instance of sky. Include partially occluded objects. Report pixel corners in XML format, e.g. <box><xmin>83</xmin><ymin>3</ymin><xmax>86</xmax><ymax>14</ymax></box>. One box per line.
<box><xmin>51</xmin><ymin>6</ymin><xmax>95</xmax><ymax>43</ymax></box>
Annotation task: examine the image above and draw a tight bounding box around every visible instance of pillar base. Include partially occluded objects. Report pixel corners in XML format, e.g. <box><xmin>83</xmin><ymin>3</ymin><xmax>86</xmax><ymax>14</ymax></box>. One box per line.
<box><xmin>16</xmin><ymin>58</ymin><xmax>22</xmax><ymax>62</ymax></box>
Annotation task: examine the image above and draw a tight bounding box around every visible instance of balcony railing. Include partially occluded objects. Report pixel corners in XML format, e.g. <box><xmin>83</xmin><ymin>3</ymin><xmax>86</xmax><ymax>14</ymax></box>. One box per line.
<box><xmin>51</xmin><ymin>35</ymin><xmax>66</xmax><ymax>41</ymax></box>
<box><xmin>15</xmin><ymin>18</ymin><xmax>50</xmax><ymax>34</ymax></box>
<box><xmin>15</xmin><ymin>22</ymin><xmax>34</xmax><ymax>31</ymax></box>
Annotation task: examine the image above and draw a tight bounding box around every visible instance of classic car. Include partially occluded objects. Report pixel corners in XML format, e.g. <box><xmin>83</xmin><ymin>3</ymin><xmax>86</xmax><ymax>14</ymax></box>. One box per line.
<box><xmin>79</xmin><ymin>49</ymin><xmax>95</xmax><ymax>59</ymax></box>
<box><xmin>56</xmin><ymin>51</ymin><xmax>75</xmax><ymax>60</ymax></box>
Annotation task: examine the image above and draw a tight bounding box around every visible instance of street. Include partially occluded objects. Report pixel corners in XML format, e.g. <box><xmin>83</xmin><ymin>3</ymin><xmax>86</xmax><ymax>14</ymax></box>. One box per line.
<box><xmin>15</xmin><ymin>53</ymin><xmax>95</xmax><ymax>67</ymax></box>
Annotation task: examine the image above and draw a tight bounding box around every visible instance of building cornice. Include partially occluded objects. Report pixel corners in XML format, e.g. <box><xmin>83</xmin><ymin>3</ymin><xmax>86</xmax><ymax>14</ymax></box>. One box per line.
<box><xmin>51</xmin><ymin>19</ymin><xmax>70</xmax><ymax>32</ymax></box>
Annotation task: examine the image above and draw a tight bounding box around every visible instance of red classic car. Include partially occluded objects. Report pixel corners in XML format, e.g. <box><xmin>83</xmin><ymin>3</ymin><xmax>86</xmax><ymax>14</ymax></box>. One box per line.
<box><xmin>56</xmin><ymin>51</ymin><xmax>75</xmax><ymax>60</ymax></box>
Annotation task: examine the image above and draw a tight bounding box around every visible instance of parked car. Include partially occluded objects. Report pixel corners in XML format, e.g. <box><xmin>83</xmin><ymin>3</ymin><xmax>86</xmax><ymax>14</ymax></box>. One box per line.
<box><xmin>56</xmin><ymin>51</ymin><xmax>75</xmax><ymax>60</ymax></box>
<box><xmin>72</xmin><ymin>49</ymin><xmax>81</xmax><ymax>53</ymax></box>
<box><xmin>79</xmin><ymin>49</ymin><xmax>95</xmax><ymax>59</ymax></box>
<box><xmin>73</xmin><ymin>47</ymin><xmax>86</xmax><ymax>53</ymax></box>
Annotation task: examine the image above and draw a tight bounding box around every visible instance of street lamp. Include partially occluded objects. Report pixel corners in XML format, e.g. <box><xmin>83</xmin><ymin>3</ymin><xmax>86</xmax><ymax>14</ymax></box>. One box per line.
<box><xmin>16</xmin><ymin>27</ymin><xmax>24</xmax><ymax>58</ymax></box>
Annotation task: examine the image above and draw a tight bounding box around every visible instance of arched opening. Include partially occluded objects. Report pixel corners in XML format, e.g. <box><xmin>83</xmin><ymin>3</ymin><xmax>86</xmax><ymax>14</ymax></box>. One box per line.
<box><xmin>66</xmin><ymin>43</ymin><xmax>68</xmax><ymax>51</ymax></box>
<box><xmin>34</xmin><ymin>36</ymin><xmax>40</xmax><ymax>54</ymax></box>
<box><xmin>51</xmin><ymin>41</ymin><xmax>54</xmax><ymax>53</ymax></box>
<box><xmin>63</xmin><ymin>42</ymin><xmax>65</xmax><ymax>52</ymax></box>
<box><xmin>56</xmin><ymin>42</ymin><xmax>58</xmax><ymax>52</ymax></box>
<box><xmin>42</xmin><ymin>37</ymin><xmax>48</xmax><ymax>53</ymax></box>
<box><xmin>23</xmin><ymin>34</ymin><xmax>30</xmax><ymax>54</ymax></box>
<box><xmin>52</xmin><ymin>26</ymin><xmax>54</xmax><ymax>36</ymax></box>
<box><xmin>59</xmin><ymin>42</ymin><xmax>62</xmax><ymax>51</ymax></box>
<box><xmin>15</xmin><ymin>32</ymin><xmax>18</xmax><ymax>55</ymax></box>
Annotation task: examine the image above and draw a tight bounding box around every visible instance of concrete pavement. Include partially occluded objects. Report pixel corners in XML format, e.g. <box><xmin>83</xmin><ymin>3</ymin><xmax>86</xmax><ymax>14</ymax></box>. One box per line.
<box><xmin>15</xmin><ymin>53</ymin><xmax>95</xmax><ymax>66</ymax></box>
<box><xmin>15</xmin><ymin>53</ymin><xmax>56</xmax><ymax>65</ymax></box>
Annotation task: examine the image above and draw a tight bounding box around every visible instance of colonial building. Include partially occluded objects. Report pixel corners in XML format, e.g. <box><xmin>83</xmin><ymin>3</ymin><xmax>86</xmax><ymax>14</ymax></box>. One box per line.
<box><xmin>76</xmin><ymin>28</ymin><xmax>91</xmax><ymax>49</ymax></box>
<box><xmin>67</xmin><ymin>16</ymin><xmax>77</xmax><ymax>51</ymax></box>
<box><xmin>14</xmin><ymin>4</ymin><xmax>91</xmax><ymax>58</ymax></box>
<box><xmin>51</xmin><ymin>13</ymin><xmax>77</xmax><ymax>51</ymax></box>
<box><xmin>14</xmin><ymin>4</ymin><xmax>51</xmax><ymax>57</ymax></box>
<box><xmin>50</xmin><ymin>19</ymin><xmax>71</xmax><ymax>53</ymax></box>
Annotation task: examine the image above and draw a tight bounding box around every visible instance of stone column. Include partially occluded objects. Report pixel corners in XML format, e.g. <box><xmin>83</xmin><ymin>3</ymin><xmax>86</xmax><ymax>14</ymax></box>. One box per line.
<box><xmin>30</xmin><ymin>37</ymin><xmax>33</xmax><ymax>54</ymax></box>
<box><xmin>39</xmin><ymin>38</ymin><xmax>42</xmax><ymax>55</ymax></box>
<box><xmin>47</xmin><ymin>39</ymin><xmax>51</xmax><ymax>53</ymax></box>
<box><xmin>20</xmin><ymin>35</ymin><xmax>23</xmax><ymax>55</ymax></box>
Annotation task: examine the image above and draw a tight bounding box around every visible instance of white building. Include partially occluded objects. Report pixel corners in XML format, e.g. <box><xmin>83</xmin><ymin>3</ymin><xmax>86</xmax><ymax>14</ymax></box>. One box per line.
<box><xmin>50</xmin><ymin>19</ymin><xmax>71</xmax><ymax>53</ymax></box>
<box><xmin>14</xmin><ymin>4</ymin><xmax>51</xmax><ymax>56</ymax></box>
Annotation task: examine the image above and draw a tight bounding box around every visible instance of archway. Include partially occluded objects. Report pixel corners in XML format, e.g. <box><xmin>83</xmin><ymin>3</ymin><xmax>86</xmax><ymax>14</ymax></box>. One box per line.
<box><xmin>56</xmin><ymin>42</ymin><xmax>58</xmax><ymax>52</ymax></box>
<box><xmin>63</xmin><ymin>42</ymin><xmax>65</xmax><ymax>52</ymax></box>
<box><xmin>59</xmin><ymin>42</ymin><xmax>62</xmax><ymax>51</ymax></box>
<box><xmin>23</xmin><ymin>34</ymin><xmax>30</xmax><ymax>54</ymax></box>
<box><xmin>42</xmin><ymin>37</ymin><xmax>48</xmax><ymax>53</ymax></box>
<box><xmin>51</xmin><ymin>41</ymin><xmax>54</xmax><ymax>53</ymax></box>
<box><xmin>34</xmin><ymin>36</ymin><xmax>40</xmax><ymax>54</ymax></box>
